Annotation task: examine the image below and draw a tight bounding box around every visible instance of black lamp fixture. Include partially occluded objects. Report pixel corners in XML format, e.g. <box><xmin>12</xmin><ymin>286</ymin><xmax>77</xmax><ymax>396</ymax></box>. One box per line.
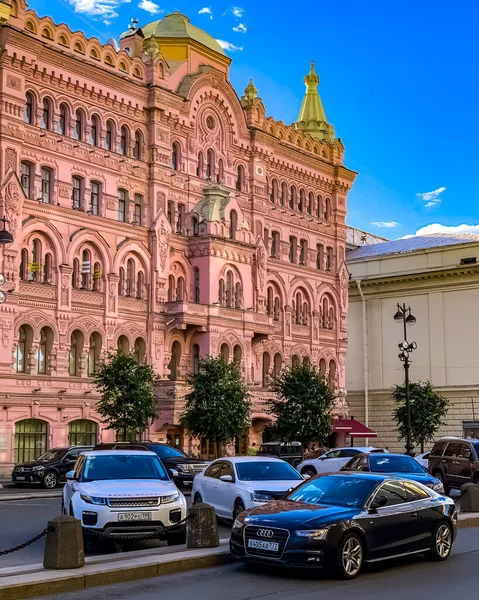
<box><xmin>0</xmin><ymin>216</ymin><xmax>13</xmax><ymax>245</ymax></box>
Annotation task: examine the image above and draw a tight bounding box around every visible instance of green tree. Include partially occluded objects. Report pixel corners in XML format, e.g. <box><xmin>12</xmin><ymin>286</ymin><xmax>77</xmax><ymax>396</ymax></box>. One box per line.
<box><xmin>392</xmin><ymin>380</ymin><xmax>449</xmax><ymax>453</ymax></box>
<box><xmin>269</xmin><ymin>363</ymin><xmax>336</xmax><ymax>457</ymax></box>
<box><xmin>180</xmin><ymin>356</ymin><xmax>251</xmax><ymax>458</ymax></box>
<box><xmin>94</xmin><ymin>349</ymin><xmax>159</xmax><ymax>441</ymax></box>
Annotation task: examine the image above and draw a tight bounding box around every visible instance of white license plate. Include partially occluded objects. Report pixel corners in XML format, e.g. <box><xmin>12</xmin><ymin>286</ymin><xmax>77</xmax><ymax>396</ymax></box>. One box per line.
<box><xmin>248</xmin><ymin>539</ymin><xmax>279</xmax><ymax>552</ymax></box>
<box><xmin>183</xmin><ymin>481</ymin><xmax>192</xmax><ymax>486</ymax></box>
<box><xmin>118</xmin><ymin>512</ymin><xmax>152</xmax><ymax>522</ymax></box>
<box><xmin>15</xmin><ymin>476</ymin><xmax>26</xmax><ymax>481</ymax></box>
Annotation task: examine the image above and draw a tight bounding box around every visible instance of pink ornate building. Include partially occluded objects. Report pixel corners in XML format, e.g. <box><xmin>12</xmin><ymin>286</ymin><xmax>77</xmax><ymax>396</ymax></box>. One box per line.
<box><xmin>0</xmin><ymin>3</ymin><xmax>355</xmax><ymax>473</ymax></box>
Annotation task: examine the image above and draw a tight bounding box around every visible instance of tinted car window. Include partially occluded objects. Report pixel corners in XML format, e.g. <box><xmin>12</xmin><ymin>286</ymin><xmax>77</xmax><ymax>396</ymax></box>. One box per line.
<box><xmin>35</xmin><ymin>449</ymin><xmax>67</xmax><ymax>462</ymax></box>
<box><xmin>74</xmin><ymin>455</ymin><xmax>85</xmax><ymax>479</ymax></box>
<box><xmin>340</xmin><ymin>449</ymin><xmax>359</xmax><ymax>458</ymax></box>
<box><xmin>341</xmin><ymin>455</ymin><xmax>362</xmax><ymax>471</ymax></box>
<box><xmin>204</xmin><ymin>462</ymin><xmax>223</xmax><ymax>479</ymax></box>
<box><xmin>376</xmin><ymin>481</ymin><xmax>408</xmax><ymax>506</ymax></box>
<box><xmin>287</xmin><ymin>475</ymin><xmax>378</xmax><ymax>508</ymax></box>
<box><xmin>325</xmin><ymin>450</ymin><xmax>341</xmax><ymax>459</ymax></box>
<box><xmin>403</xmin><ymin>481</ymin><xmax>430</xmax><ymax>501</ymax></box>
<box><xmin>444</xmin><ymin>443</ymin><xmax>461</xmax><ymax>457</ymax></box>
<box><xmin>458</xmin><ymin>444</ymin><xmax>473</xmax><ymax>459</ymax></box>
<box><xmin>258</xmin><ymin>445</ymin><xmax>279</xmax><ymax>456</ymax></box>
<box><xmin>64</xmin><ymin>450</ymin><xmax>80</xmax><ymax>462</ymax></box>
<box><xmin>431</xmin><ymin>441</ymin><xmax>446</xmax><ymax>456</ymax></box>
<box><xmin>236</xmin><ymin>461</ymin><xmax>303</xmax><ymax>481</ymax></box>
<box><xmin>150</xmin><ymin>445</ymin><xmax>187</xmax><ymax>458</ymax></box>
<box><xmin>221</xmin><ymin>461</ymin><xmax>235</xmax><ymax>480</ymax></box>
<box><xmin>472</xmin><ymin>443</ymin><xmax>479</xmax><ymax>458</ymax></box>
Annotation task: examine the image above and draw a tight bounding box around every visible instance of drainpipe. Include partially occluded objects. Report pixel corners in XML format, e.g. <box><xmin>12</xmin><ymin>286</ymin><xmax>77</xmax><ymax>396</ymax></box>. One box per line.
<box><xmin>356</xmin><ymin>280</ymin><xmax>370</xmax><ymax>446</ymax></box>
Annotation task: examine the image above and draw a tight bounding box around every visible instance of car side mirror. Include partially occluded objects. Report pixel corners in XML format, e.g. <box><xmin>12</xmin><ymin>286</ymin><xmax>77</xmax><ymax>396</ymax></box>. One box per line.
<box><xmin>66</xmin><ymin>470</ymin><xmax>76</xmax><ymax>481</ymax></box>
<box><xmin>169</xmin><ymin>469</ymin><xmax>179</xmax><ymax>478</ymax></box>
<box><xmin>369</xmin><ymin>495</ymin><xmax>388</xmax><ymax>512</ymax></box>
<box><xmin>303</xmin><ymin>474</ymin><xmax>311</xmax><ymax>480</ymax></box>
<box><xmin>220</xmin><ymin>474</ymin><xmax>233</xmax><ymax>483</ymax></box>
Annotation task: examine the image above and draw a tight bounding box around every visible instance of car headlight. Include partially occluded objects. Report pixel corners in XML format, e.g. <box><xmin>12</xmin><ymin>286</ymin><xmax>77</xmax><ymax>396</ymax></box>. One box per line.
<box><xmin>80</xmin><ymin>495</ymin><xmax>107</xmax><ymax>505</ymax></box>
<box><xmin>295</xmin><ymin>529</ymin><xmax>329</xmax><ymax>540</ymax></box>
<box><xmin>232</xmin><ymin>518</ymin><xmax>245</xmax><ymax>531</ymax></box>
<box><xmin>250</xmin><ymin>492</ymin><xmax>274</xmax><ymax>502</ymax></box>
<box><xmin>161</xmin><ymin>493</ymin><xmax>180</xmax><ymax>504</ymax></box>
<box><xmin>175</xmin><ymin>464</ymin><xmax>190</xmax><ymax>473</ymax></box>
<box><xmin>430</xmin><ymin>482</ymin><xmax>444</xmax><ymax>493</ymax></box>
<box><xmin>32</xmin><ymin>466</ymin><xmax>44</xmax><ymax>472</ymax></box>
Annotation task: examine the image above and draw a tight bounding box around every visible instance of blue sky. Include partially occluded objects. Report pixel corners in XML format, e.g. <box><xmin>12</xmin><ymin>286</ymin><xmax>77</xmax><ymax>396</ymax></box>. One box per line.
<box><xmin>28</xmin><ymin>0</ymin><xmax>479</xmax><ymax>239</ymax></box>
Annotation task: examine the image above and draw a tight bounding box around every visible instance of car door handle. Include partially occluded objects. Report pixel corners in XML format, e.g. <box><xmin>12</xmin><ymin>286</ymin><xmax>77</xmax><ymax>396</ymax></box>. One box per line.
<box><xmin>409</xmin><ymin>512</ymin><xmax>418</xmax><ymax>519</ymax></box>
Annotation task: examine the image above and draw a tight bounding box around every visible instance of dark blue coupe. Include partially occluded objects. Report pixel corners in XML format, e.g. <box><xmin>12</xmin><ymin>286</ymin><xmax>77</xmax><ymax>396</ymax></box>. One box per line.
<box><xmin>230</xmin><ymin>473</ymin><xmax>456</xmax><ymax>579</ymax></box>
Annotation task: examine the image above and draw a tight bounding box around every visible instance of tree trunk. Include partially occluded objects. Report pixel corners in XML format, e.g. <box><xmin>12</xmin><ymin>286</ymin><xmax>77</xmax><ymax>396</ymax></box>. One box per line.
<box><xmin>420</xmin><ymin>440</ymin><xmax>424</xmax><ymax>453</ymax></box>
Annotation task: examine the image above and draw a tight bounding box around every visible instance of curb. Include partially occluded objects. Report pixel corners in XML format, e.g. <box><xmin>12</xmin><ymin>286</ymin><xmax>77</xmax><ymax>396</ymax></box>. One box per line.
<box><xmin>0</xmin><ymin>492</ymin><xmax>62</xmax><ymax>502</ymax></box>
<box><xmin>457</xmin><ymin>514</ymin><xmax>479</xmax><ymax>529</ymax></box>
<box><xmin>0</xmin><ymin>543</ymin><xmax>233</xmax><ymax>600</ymax></box>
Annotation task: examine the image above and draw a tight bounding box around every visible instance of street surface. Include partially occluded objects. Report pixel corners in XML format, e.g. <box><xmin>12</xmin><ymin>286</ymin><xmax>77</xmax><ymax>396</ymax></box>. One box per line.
<box><xmin>33</xmin><ymin>526</ymin><xmax>479</xmax><ymax>600</ymax></box>
<box><xmin>0</xmin><ymin>495</ymin><xmax>230</xmax><ymax>568</ymax></box>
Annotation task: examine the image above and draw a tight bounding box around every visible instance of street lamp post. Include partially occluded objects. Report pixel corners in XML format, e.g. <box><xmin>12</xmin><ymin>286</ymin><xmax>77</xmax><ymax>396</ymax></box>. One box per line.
<box><xmin>394</xmin><ymin>303</ymin><xmax>417</xmax><ymax>456</ymax></box>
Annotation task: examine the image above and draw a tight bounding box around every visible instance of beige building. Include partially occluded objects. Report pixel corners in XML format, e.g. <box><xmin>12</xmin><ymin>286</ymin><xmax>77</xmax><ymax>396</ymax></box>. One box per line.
<box><xmin>346</xmin><ymin>233</ymin><xmax>479</xmax><ymax>452</ymax></box>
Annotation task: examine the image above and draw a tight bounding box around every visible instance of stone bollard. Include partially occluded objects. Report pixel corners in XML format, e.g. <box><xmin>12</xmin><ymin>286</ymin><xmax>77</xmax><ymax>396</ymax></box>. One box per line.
<box><xmin>460</xmin><ymin>482</ymin><xmax>479</xmax><ymax>513</ymax></box>
<box><xmin>43</xmin><ymin>515</ymin><xmax>85</xmax><ymax>569</ymax></box>
<box><xmin>186</xmin><ymin>503</ymin><xmax>219</xmax><ymax>549</ymax></box>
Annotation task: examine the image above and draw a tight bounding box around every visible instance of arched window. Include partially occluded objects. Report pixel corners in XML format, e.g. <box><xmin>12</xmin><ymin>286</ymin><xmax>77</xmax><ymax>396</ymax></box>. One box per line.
<box><xmin>274</xmin><ymin>297</ymin><xmax>280</xmax><ymax>321</ymax></box>
<box><xmin>295</xmin><ymin>292</ymin><xmax>301</xmax><ymax>324</ymax></box>
<box><xmin>126</xmin><ymin>258</ymin><xmax>134</xmax><ymax>297</ymax></box>
<box><xmin>326</xmin><ymin>247</ymin><xmax>334</xmax><ymax>272</ymax></box>
<box><xmin>24</xmin><ymin>92</ymin><xmax>34</xmax><ymax>125</ymax></box>
<box><xmin>133</xmin><ymin>130</ymin><xmax>143</xmax><ymax>160</ymax></box>
<box><xmin>40</xmin><ymin>167</ymin><xmax>52</xmax><ymax>204</ymax></box>
<box><xmin>71</xmin><ymin>176</ymin><xmax>82</xmax><ymax>210</ymax></box>
<box><xmin>206</xmin><ymin>149</ymin><xmax>215</xmax><ymax>180</ymax></box>
<box><xmin>93</xmin><ymin>261</ymin><xmax>101</xmax><ymax>291</ymax></box>
<box><xmin>193</xmin><ymin>267</ymin><xmax>200</xmax><ymax>302</ymax></box>
<box><xmin>81</xmin><ymin>249</ymin><xmax>91</xmax><ymax>289</ymax></box>
<box><xmin>292</xmin><ymin>354</ymin><xmax>300</xmax><ymax>368</ymax></box>
<box><xmin>105</xmin><ymin>120</ymin><xmax>114</xmax><ymax>151</ymax></box>
<box><xmin>271</xmin><ymin>231</ymin><xmax>280</xmax><ymax>259</ymax></box>
<box><xmin>218</xmin><ymin>279</ymin><xmax>225</xmax><ymax>306</ymax></box>
<box><xmin>322</xmin><ymin>297</ymin><xmax>328</xmax><ymax>328</ymax></box>
<box><xmin>193</xmin><ymin>344</ymin><xmax>200</xmax><ymax>374</ymax></box>
<box><xmin>317</xmin><ymin>244</ymin><xmax>324</xmax><ymax>270</ymax></box>
<box><xmin>317</xmin><ymin>195</ymin><xmax>322</xmax><ymax>218</ymax></box>
<box><xmin>329</xmin><ymin>306</ymin><xmax>335</xmax><ymax>330</ymax></box>
<box><xmin>299</xmin><ymin>188</ymin><xmax>306</xmax><ymax>213</ymax></box>
<box><xmin>169</xmin><ymin>341</ymin><xmax>181</xmax><ymax>380</ymax></box>
<box><xmin>119</xmin><ymin>125</ymin><xmax>129</xmax><ymax>156</ymax></box>
<box><xmin>43</xmin><ymin>253</ymin><xmax>52</xmax><ymax>284</ymax></box>
<box><xmin>74</xmin><ymin>109</ymin><xmax>84</xmax><ymax>141</ymax></box>
<box><xmin>14</xmin><ymin>419</ymin><xmax>48</xmax><ymax>463</ymax></box>
<box><xmin>324</xmin><ymin>197</ymin><xmax>332</xmax><ymax>221</ymax></box>
<box><xmin>192</xmin><ymin>216</ymin><xmax>199</xmax><ymax>236</ymax></box>
<box><xmin>87</xmin><ymin>332</ymin><xmax>102</xmax><ymax>376</ymax></box>
<box><xmin>118</xmin><ymin>267</ymin><xmax>125</xmax><ymax>296</ymax></box>
<box><xmin>303</xmin><ymin>355</ymin><xmax>311</xmax><ymax>368</ymax></box>
<box><xmin>134</xmin><ymin>337</ymin><xmax>146</xmax><ymax>363</ymax></box>
<box><xmin>290</xmin><ymin>186</ymin><xmax>297</xmax><ymax>210</ymax></box>
<box><xmin>262</xmin><ymin>352</ymin><xmax>270</xmax><ymax>387</ymax></box>
<box><xmin>171</xmin><ymin>141</ymin><xmax>181</xmax><ymax>171</ymax></box>
<box><xmin>117</xmin><ymin>335</ymin><xmax>129</xmax><ymax>354</ymax></box>
<box><xmin>31</xmin><ymin>239</ymin><xmax>41</xmax><ymax>282</ymax></box>
<box><xmin>217</xmin><ymin>159</ymin><xmax>224</xmax><ymax>183</ymax></box>
<box><xmin>235</xmin><ymin>282</ymin><xmax>242</xmax><ymax>308</ymax></box>
<box><xmin>69</xmin><ymin>330</ymin><xmax>84</xmax><ymax>376</ymax></box>
<box><xmin>20</xmin><ymin>162</ymin><xmax>33</xmax><ymax>199</ymax></box>
<box><xmin>68</xmin><ymin>420</ymin><xmax>98</xmax><ymax>446</ymax></box>
<box><xmin>329</xmin><ymin>360</ymin><xmax>336</xmax><ymax>388</ymax></box>
<box><xmin>226</xmin><ymin>271</ymin><xmax>234</xmax><ymax>307</ymax></box>
<box><xmin>233</xmin><ymin>345</ymin><xmax>242</xmax><ymax>364</ymax></box>
<box><xmin>177</xmin><ymin>203</ymin><xmax>185</xmax><ymax>235</ymax></box>
<box><xmin>267</xmin><ymin>286</ymin><xmax>273</xmax><ymax>315</ymax></box>
<box><xmin>280</xmin><ymin>182</ymin><xmax>287</xmax><ymax>207</ymax></box>
<box><xmin>90</xmin><ymin>115</ymin><xmax>100</xmax><ymax>146</ymax></box>
<box><xmin>220</xmin><ymin>343</ymin><xmax>230</xmax><ymax>362</ymax></box>
<box><xmin>273</xmin><ymin>353</ymin><xmax>282</xmax><ymax>378</ymax></box>
<box><xmin>319</xmin><ymin>358</ymin><xmax>327</xmax><ymax>376</ymax></box>
<box><xmin>230</xmin><ymin>210</ymin><xmax>238</xmax><ymax>240</ymax></box>
<box><xmin>72</xmin><ymin>258</ymin><xmax>80</xmax><ymax>288</ymax></box>
<box><xmin>299</xmin><ymin>239</ymin><xmax>307</xmax><ymax>265</ymax></box>
<box><xmin>15</xmin><ymin>326</ymin><xmax>32</xmax><ymax>372</ymax></box>
<box><xmin>196</xmin><ymin>152</ymin><xmax>204</xmax><ymax>178</ymax></box>
<box><xmin>270</xmin><ymin>179</ymin><xmax>278</xmax><ymax>204</ymax></box>
<box><xmin>40</xmin><ymin>98</ymin><xmax>52</xmax><ymax>130</ymax></box>
<box><xmin>168</xmin><ymin>275</ymin><xmax>175</xmax><ymax>302</ymax></box>
<box><xmin>136</xmin><ymin>271</ymin><xmax>144</xmax><ymax>299</ymax></box>
<box><xmin>118</xmin><ymin>189</ymin><xmax>128</xmax><ymax>222</ymax></box>
<box><xmin>236</xmin><ymin>164</ymin><xmax>245</xmax><ymax>192</ymax></box>
<box><xmin>58</xmin><ymin>103</ymin><xmax>68</xmax><ymax>136</ymax></box>
<box><xmin>90</xmin><ymin>181</ymin><xmax>100</xmax><ymax>216</ymax></box>
<box><xmin>176</xmin><ymin>276</ymin><xmax>185</xmax><ymax>301</ymax></box>
<box><xmin>307</xmin><ymin>192</ymin><xmax>314</xmax><ymax>215</ymax></box>
<box><xmin>289</xmin><ymin>236</ymin><xmax>297</xmax><ymax>263</ymax></box>
<box><xmin>20</xmin><ymin>248</ymin><xmax>28</xmax><ymax>281</ymax></box>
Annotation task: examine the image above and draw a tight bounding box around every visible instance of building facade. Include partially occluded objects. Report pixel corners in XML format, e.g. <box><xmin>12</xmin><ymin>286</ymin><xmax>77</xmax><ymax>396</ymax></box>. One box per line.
<box><xmin>0</xmin><ymin>3</ymin><xmax>355</xmax><ymax>474</ymax></box>
<box><xmin>346</xmin><ymin>234</ymin><xmax>479</xmax><ymax>452</ymax></box>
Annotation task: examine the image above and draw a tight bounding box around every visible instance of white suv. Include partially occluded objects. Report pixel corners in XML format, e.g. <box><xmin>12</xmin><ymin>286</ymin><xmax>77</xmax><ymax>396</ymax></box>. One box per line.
<box><xmin>63</xmin><ymin>450</ymin><xmax>187</xmax><ymax>545</ymax></box>
<box><xmin>297</xmin><ymin>446</ymin><xmax>385</xmax><ymax>477</ymax></box>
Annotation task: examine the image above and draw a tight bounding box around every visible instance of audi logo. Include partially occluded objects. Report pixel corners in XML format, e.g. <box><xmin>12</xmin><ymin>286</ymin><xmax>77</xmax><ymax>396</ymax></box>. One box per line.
<box><xmin>257</xmin><ymin>529</ymin><xmax>274</xmax><ymax>538</ymax></box>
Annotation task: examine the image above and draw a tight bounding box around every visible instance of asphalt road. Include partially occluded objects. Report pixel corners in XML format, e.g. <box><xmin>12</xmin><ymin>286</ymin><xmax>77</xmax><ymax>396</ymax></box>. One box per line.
<box><xmin>33</xmin><ymin>526</ymin><xmax>479</xmax><ymax>600</ymax></box>
<box><xmin>0</xmin><ymin>496</ymin><xmax>231</xmax><ymax>568</ymax></box>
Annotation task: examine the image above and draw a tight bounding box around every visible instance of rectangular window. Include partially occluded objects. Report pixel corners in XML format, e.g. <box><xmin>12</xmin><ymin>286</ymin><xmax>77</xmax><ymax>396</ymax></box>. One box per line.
<box><xmin>71</xmin><ymin>177</ymin><xmax>82</xmax><ymax>210</ymax></box>
<box><xmin>289</xmin><ymin>237</ymin><xmax>297</xmax><ymax>264</ymax></box>
<box><xmin>316</xmin><ymin>244</ymin><xmax>324</xmax><ymax>270</ymax></box>
<box><xmin>263</xmin><ymin>228</ymin><xmax>269</xmax><ymax>253</ymax></box>
<box><xmin>40</xmin><ymin>168</ymin><xmax>52</xmax><ymax>203</ymax></box>
<box><xmin>167</xmin><ymin>201</ymin><xmax>174</xmax><ymax>227</ymax></box>
<box><xmin>134</xmin><ymin>194</ymin><xmax>142</xmax><ymax>225</ymax></box>
<box><xmin>177</xmin><ymin>204</ymin><xmax>185</xmax><ymax>235</ymax></box>
<box><xmin>299</xmin><ymin>240</ymin><xmax>307</xmax><ymax>265</ymax></box>
<box><xmin>326</xmin><ymin>247</ymin><xmax>333</xmax><ymax>272</ymax></box>
<box><xmin>118</xmin><ymin>190</ymin><xmax>128</xmax><ymax>222</ymax></box>
<box><xmin>21</xmin><ymin>163</ymin><xmax>32</xmax><ymax>199</ymax></box>
<box><xmin>90</xmin><ymin>182</ymin><xmax>100</xmax><ymax>215</ymax></box>
<box><xmin>271</xmin><ymin>232</ymin><xmax>280</xmax><ymax>259</ymax></box>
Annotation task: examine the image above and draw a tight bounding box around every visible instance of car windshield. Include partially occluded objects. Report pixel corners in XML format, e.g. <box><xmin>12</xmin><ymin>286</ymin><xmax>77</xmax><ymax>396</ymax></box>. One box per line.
<box><xmin>258</xmin><ymin>445</ymin><xmax>279</xmax><ymax>455</ymax></box>
<box><xmin>81</xmin><ymin>455</ymin><xmax>169</xmax><ymax>482</ymax></box>
<box><xmin>472</xmin><ymin>443</ymin><xmax>479</xmax><ymax>456</ymax></box>
<box><xmin>236</xmin><ymin>461</ymin><xmax>303</xmax><ymax>481</ymax></box>
<box><xmin>35</xmin><ymin>450</ymin><xmax>67</xmax><ymax>462</ymax></box>
<box><xmin>369</xmin><ymin>455</ymin><xmax>424</xmax><ymax>474</ymax></box>
<box><xmin>287</xmin><ymin>475</ymin><xmax>378</xmax><ymax>508</ymax></box>
<box><xmin>150</xmin><ymin>446</ymin><xmax>188</xmax><ymax>458</ymax></box>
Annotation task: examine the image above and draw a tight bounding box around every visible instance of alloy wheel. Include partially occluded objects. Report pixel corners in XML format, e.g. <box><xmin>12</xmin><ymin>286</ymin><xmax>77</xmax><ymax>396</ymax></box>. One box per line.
<box><xmin>233</xmin><ymin>503</ymin><xmax>245</xmax><ymax>520</ymax></box>
<box><xmin>43</xmin><ymin>472</ymin><xmax>57</xmax><ymax>489</ymax></box>
<box><xmin>435</xmin><ymin>523</ymin><xmax>452</xmax><ymax>559</ymax></box>
<box><xmin>302</xmin><ymin>468</ymin><xmax>316</xmax><ymax>478</ymax></box>
<box><xmin>341</xmin><ymin>536</ymin><xmax>363</xmax><ymax>578</ymax></box>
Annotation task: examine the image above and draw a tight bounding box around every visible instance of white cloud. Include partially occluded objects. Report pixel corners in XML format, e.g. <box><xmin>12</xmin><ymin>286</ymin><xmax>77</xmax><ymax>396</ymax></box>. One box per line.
<box><xmin>138</xmin><ymin>0</ymin><xmax>160</xmax><ymax>13</ymax></box>
<box><xmin>216</xmin><ymin>39</ymin><xmax>243</xmax><ymax>52</ymax></box>
<box><xmin>68</xmin><ymin>0</ymin><xmax>129</xmax><ymax>19</ymax></box>
<box><xmin>103</xmin><ymin>19</ymin><xmax>111</xmax><ymax>24</ymax></box>
<box><xmin>371</xmin><ymin>221</ymin><xmax>400</xmax><ymax>228</ymax></box>
<box><xmin>411</xmin><ymin>223</ymin><xmax>479</xmax><ymax>236</ymax></box>
<box><xmin>233</xmin><ymin>22</ymin><xmax>247</xmax><ymax>33</ymax></box>
<box><xmin>416</xmin><ymin>186</ymin><xmax>446</xmax><ymax>208</ymax></box>
<box><xmin>231</xmin><ymin>6</ymin><xmax>245</xmax><ymax>17</ymax></box>
<box><xmin>198</xmin><ymin>6</ymin><xmax>213</xmax><ymax>18</ymax></box>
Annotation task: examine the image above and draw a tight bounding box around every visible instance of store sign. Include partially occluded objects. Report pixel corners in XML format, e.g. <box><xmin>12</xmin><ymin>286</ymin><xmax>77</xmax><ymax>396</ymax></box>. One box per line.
<box><xmin>82</xmin><ymin>261</ymin><xmax>91</xmax><ymax>274</ymax></box>
<box><xmin>30</xmin><ymin>262</ymin><xmax>40</xmax><ymax>273</ymax></box>
<box><xmin>93</xmin><ymin>270</ymin><xmax>102</xmax><ymax>279</ymax></box>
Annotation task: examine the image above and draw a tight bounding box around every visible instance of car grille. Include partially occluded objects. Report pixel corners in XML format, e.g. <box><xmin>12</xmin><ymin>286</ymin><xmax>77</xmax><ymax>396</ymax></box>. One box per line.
<box><xmin>256</xmin><ymin>490</ymin><xmax>288</xmax><ymax>501</ymax></box>
<box><xmin>244</xmin><ymin>525</ymin><xmax>289</xmax><ymax>559</ymax></box>
<box><xmin>177</xmin><ymin>464</ymin><xmax>205</xmax><ymax>474</ymax></box>
<box><xmin>15</xmin><ymin>467</ymin><xmax>32</xmax><ymax>473</ymax></box>
<box><xmin>107</xmin><ymin>497</ymin><xmax>160</xmax><ymax>508</ymax></box>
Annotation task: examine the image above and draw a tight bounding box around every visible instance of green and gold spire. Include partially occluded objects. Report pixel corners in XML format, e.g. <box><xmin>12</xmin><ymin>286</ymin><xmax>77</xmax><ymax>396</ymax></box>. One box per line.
<box><xmin>295</xmin><ymin>61</ymin><xmax>335</xmax><ymax>142</ymax></box>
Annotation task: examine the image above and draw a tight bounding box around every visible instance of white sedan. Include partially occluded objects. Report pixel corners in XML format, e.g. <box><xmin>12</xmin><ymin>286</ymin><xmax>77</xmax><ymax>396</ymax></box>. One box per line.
<box><xmin>192</xmin><ymin>456</ymin><xmax>304</xmax><ymax>520</ymax></box>
<box><xmin>297</xmin><ymin>446</ymin><xmax>385</xmax><ymax>477</ymax></box>
<box><xmin>63</xmin><ymin>450</ymin><xmax>188</xmax><ymax>545</ymax></box>
<box><xmin>415</xmin><ymin>452</ymin><xmax>430</xmax><ymax>470</ymax></box>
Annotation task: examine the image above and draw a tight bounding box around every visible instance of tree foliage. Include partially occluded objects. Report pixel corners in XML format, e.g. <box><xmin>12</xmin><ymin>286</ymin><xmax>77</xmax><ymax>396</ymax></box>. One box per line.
<box><xmin>94</xmin><ymin>350</ymin><xmax>159</xmax><ymax>440</ymax></box>
<box><xmin>392</xmin><ymin>380</ymin><xmax>449</xmax><ymax>452</ymax></box>
<box><xmin>268</xmin><ymin>363</ymin><xmax>336</xmax><ymax>454</ymax></box>
<box><xmin>180</xmin><ymin>356</ymin><xmax>251</xmax><ymax>456</ymax></box>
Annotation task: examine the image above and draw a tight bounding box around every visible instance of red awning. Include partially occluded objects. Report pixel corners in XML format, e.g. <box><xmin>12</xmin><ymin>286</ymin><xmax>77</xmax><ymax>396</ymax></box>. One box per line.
<box><xmin>333</xmin><ymin>419</ymin><xmax>377</xmax><ymax>438</ymax></box>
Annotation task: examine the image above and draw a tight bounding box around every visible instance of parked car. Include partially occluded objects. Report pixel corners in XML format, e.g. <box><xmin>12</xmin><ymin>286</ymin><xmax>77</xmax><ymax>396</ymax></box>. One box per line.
<box><xmin>12</xmin><ymin>446</ymin><xmax>93</xmax><ymax>489</ymax></box>
<box><xmin>428</xmin><ymin>437</ymin><xmax>479</xmax><ymax>494</ymax></box>
<box><xmin>93</xmin><ymin>442</ymin><xmax>209</xmax><ymax>490</ymax></box>
<box><xmin>257</xmin><ymin>442</ymin><xmax>303</xmax><ymax>467</ymax></box>
<box><xmin>192</xmin><ymin>456</ymin><xmax>304</xmax><ymax>520</ymax></box>
<box><xmin>415</xmin><ymin>452</ymin><xmax>430</xmax><ymax>470</ymax></box>
<box><xmin>340</xmin><ymin>452</ymin><xmax>444</xmax><ymax>493</ymax></box>
<box><xmin>62</xmin><ymin>450</ymin><xmax>187</xmax><ymax>545</ymax></box>
<box><xmin>297</xmin><ymin>447</ymin><xmax>385</xmax><ymax>478</ymax></box>
<box><xmin>230</xmin><ymin>472</ymin><xmax>457</xmax><ymax>579</ymax></box>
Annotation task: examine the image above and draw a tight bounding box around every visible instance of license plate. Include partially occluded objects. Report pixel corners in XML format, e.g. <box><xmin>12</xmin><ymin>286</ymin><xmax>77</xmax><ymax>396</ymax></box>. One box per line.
<box><xmin>118</xmin><ymin>512</ymin><xmax>152</xmax><ymax>522</ymax></box>
<box><xmin>248</xmin><ymin>539</ymin><xmax>279</xmax><ymax>552</ymax></box>
<box><xmin>15</xmin><ymin>476</ymin><xmax>26</xmax><ymax>481</ymax></box>
<box><xmin>183</xmin><ymin>481</ymin><xmax>192</xmax><ymax>486</ymax></box>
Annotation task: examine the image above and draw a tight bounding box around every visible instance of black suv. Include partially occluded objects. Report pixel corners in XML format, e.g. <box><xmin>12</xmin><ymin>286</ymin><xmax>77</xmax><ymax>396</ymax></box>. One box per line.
<box><xmin>257</xmin><ymin>442</ymin><xmax>303</xmax><ymax>467</ymax></box>
<box><xmin>93</xmin><ymin>442</ymin><xmax>209</xmax><ymax>490</ymax></box>
<box><xmin>428</xmin><ymin>437</ymin><xmax>479</xmax><ymax>494</ymax></box>
<box><xmin>12</xmin><ymin>446</ymin><xmax>93</xmax><ymax>489</ymax></box>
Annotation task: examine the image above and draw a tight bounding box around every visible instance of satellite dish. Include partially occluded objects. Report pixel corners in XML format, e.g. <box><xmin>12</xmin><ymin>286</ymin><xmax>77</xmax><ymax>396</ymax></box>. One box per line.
<box><xmin>106</xmin><ymin>37</ymin><xmax>119</xmax><ymax>51</ymax></box>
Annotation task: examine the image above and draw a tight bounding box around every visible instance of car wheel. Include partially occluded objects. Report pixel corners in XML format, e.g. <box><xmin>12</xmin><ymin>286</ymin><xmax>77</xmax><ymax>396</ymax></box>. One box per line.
<box><xmin>42</xmin><ymin>472</ymin><xmax>58</xmax><ymax>489</ymax></box>
<box><xmin>233</xmin><ymin>500</ymin><xmax>245</xmax><ymax>520</ymax></box>
<box><xmin>335</xmin><ymin>533</ymin><xmax>364</xmax><ymax>580</ymax></box>
<box><xmin>434</xmin><ymin>472</ymin><xmax>450</xmax><ymax>495</ymax></box>
<box><xmin>193</xmin><ymin>493</ymin><xmax>203</xmax><ymax>504</ymax></box>
<box><xmin>428</xmin><ymin>522</ymin><xmax>453</xmax><ymax>561</ymax></box>
<box><xmin>166</xmin><ymin>528</ymin><xmax>187</xmax><ymax>546</ymax></box>
<box><xmin>301</xmin><ymin>466</ymin><xmax>317</xmax><ymax>478</ymax></box>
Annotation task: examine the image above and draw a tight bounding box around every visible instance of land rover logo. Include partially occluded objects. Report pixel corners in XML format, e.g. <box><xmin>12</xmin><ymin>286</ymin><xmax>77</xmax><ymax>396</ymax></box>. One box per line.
<box><xmin>257</xmin><ymin>529</ymin><xmax>274</xmax><ymax>538</ymax></box>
